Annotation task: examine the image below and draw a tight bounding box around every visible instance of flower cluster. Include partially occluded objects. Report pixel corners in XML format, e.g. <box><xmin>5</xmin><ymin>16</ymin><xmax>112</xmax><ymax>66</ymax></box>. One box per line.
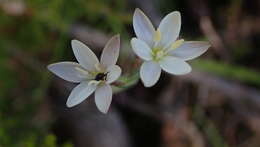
<box><xmin>48</xmin><ymin>9</ymin><xmax>210</xmax><ymax>113</ymax></box>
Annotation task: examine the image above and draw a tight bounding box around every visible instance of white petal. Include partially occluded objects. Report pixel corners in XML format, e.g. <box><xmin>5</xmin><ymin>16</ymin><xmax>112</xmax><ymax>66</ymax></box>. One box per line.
<box><xmin>169</xmin><ymin>41</ymin><xmax>210</xmax><ymax>61</ymax></box>
<box><xmin>133</xmin><ymin>8</ymin><xmax>155</xmax><ymax>47</ymax></box>
<box><xmin>159</xmin><ymin>56</ymin><xmax>191</xmax><ymax>75</ymax></box>
<box><xmin>66</xmin><ymin>81</ymin><xmax>97</xmax><ymax>107</ymax></box>
<box><xmin>95</xmin><ymin>84</ymin><xmax>112</xmax><ymax>113</ymax></box>
<box><xmin>106</xmin><ymin>65</ymin><xmax>122</xmax><ymax>84</ymax></box>
<box><xmin>158</xmin><ymin>11</ymin><xmax>181</xmax><ymax>48</ymax></box>
<box><xmin>131</xmin><ymin>38</ymin><xmax>152</xmax><ymax>61</ymax></box>
<box><xmin>140</xmin><ymin>61</ymin><xmax>161</xmax><ymax>87</ymax></box>
<box><xmin>47</xmin><ymin>62</ymin><xmax>88</xmax><ymax>83</ymax></box>
<box><xmin>100</xmin><ymin>35</ymin><xmax>120</xmax><ymax>68</ymax></box>
<box><xmin>71</xmin><ymin>40</ymin><xmax>99</xmax><ymax>71</ymax></box>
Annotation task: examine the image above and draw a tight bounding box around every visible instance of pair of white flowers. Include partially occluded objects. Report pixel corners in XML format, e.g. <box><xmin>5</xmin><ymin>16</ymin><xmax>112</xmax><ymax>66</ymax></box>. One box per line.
<box><xmin>48</xmin><ymin>9</ymin><xmax>210</xmax><ymax>113</ymax></box>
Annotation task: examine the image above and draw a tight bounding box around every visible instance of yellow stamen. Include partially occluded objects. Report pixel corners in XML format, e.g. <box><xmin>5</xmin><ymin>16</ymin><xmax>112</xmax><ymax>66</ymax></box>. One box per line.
<box><xmin>153</xmin><ymin>30</ymin><xmax>161</xmax><ymax>42</ymax></box>
<box><xmin>75</xmin><ymin>67</ymin><xmax>89</xmax><ymax>76</ymax></box>
<box><xmin>170</xmin><ymin>39</ymin><xmax>184</xmax><ymax>50</ymax></box>
<box><xmin>88</xmin><ymin>80</ymin><xmax>100</xmax><ymax>86</ymax></box>
<box><xmin>156</xmin><ymin>50</ymin><xmax>164</xmax><ymax>59</ymax></box>
<box><xmin>152</xmin><ymin>48</ymin><xmax>165</xmax><ymax>61</ymax></box>
<box><xmin>95</xmin><ymin>63</ymin><xmax>102</xmax><ymax>71</ymax></box>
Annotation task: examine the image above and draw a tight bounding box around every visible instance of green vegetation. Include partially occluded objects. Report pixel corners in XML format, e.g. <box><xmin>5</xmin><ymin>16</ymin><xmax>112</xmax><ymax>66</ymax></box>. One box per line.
<box><xmin>192</xmin><ymin>59</ymin><xmax>260</xmax><ymax>87</ymax></box>
<box><xmin>0</xmin><ymin>0</ymin><xmax>259</xmax><ymax>146</ymax></box>
<box><xmin>0</xmin><ymin>0</ymin><xmax>130</xmax><ymax>146</ymax></box>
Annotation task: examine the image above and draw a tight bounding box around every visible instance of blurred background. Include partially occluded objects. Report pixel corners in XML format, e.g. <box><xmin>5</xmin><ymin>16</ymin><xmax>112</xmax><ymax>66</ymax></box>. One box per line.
<box><xmin>0</xmin><ymin>0</ymin><xmax>260</xmax><ymax>146</ymax></box>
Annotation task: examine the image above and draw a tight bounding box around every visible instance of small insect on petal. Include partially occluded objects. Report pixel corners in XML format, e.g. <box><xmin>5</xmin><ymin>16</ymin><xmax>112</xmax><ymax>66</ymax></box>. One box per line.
<box><xmin>95</xmin><ymin>72</ymin><xmax>108</xmax><ymax>81</ymax></box>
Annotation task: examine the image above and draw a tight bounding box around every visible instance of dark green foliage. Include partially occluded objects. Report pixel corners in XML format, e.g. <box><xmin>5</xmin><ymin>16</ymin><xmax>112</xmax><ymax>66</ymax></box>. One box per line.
<box><xmin>0</xmin><ymin>0</ymin><xmax>129</xmax><ymax>146</ymax></box>
<box><xmin>0</xmin><ymin>0</ymin><xmax>259</xmax><ymax>146</ymax></box>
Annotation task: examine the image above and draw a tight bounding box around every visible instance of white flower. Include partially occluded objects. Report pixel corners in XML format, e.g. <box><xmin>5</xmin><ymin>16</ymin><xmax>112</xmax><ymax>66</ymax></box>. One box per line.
<box><xmin>48</xmin><ymin>35</ymin><xmax>121</xmax><ymax>113</ymax></box>
<box><xmin>131</xmin><ymin>8</ymin><xmax>211</xmax><ymax>87</ymax></box>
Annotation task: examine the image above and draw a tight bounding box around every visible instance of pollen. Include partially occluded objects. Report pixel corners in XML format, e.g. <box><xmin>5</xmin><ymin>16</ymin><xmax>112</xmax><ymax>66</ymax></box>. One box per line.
<box><xmin>171</xmin><ymin>39</ymin><xmax>184</xmax><ymax>50</ymax></box>
<box><xmin>95</xmin><ymin>63</ymin><xmax>103</xmax><ymax>71</ymax></box>
<box><xmin>152</xmin><ymin>48</ymin><xmax>165</xmax><ymax>61</ymax></box>
<box><xmin>153</xmin><ymin>30</ymin><xmax>161</xmax><ymax>42</ymax></box>
<box><xmin>75</xmin><ymin>67</ymin><xmax>89</xmax><ymax>77</ymax></box>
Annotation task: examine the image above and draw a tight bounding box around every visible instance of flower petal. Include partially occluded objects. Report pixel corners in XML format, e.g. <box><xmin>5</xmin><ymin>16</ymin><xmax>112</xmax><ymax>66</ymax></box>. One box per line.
<box><xmin>159</xmin><ymin>56</ymin><xmax>191</xmax><ymax>75</ymax></box>
<box><xmin>71</xmin><ymin>40</ymin><xmax>99</xmax><ymax>71</ymax></box>
<box><xmin>131</xmin><ymin>38</ymin><xmax>152</xmax><ymax>61</ymax></box>
<box><xmin>66</xmin><ymin>81</ymin><xmax>97</xmax><ymax>107</ymax></box>
<box><xmin>133</xmin><ymin>8</ymin><xmax>155</xmax><ymax>47</ymax></box>
<box><xmin>169</xmin><ymin>41</ymin><xmax>210</xmax><ymax>61</ymax></box>
<box><xmin>100</xmin><ymin>34</ymin><xmax>120</xmax><ymax>68</ymax></box>
<box><xmin>106</xmin><ymin>65</ymin><xmax>122</xmax><ymax>84</ymax></box>
<box><xmin>47</xmin><ymin>62</ymin><xmax>88</xmax><ymax>83</ymax></box>
<box><xmin>95</xmin><ymin>84</ymin><xmax>112</xmax><ymax>113</ymax></box>
<box><xmin>140</xmin><ymin>61</ymin><xmax>161</xmax><ymax>87</ymax></box>
<box><xmin>158</xmin><ymin>11</ymin><xmax>181</xmax><ymax>48</ymax></box>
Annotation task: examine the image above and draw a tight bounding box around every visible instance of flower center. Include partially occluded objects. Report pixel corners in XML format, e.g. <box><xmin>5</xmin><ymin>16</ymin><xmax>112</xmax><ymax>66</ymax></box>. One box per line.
<box><xmin>94</xmin><ymin>72</ymin><xmax>108</xmax><ymax>81</ymax></box>
<box><xmin>151</xmin><ymin>29</ymin><xmax>185</xmax><ymax>61</ymax></box>
<box><xmin>152</xmin><ymin>48</ymin><xmax>166</xmax><ymax>61</ymax></box>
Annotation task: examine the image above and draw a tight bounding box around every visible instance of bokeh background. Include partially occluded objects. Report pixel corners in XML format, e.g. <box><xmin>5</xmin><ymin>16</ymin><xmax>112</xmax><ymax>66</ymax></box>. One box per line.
<box><xmin>0</xmin><ymin>0</ymin><xmax>260</xmax><ymax>146</ymax></box>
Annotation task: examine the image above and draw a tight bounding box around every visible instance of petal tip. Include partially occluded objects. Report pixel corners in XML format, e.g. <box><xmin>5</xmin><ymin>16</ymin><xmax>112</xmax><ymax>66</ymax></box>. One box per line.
<box><xmin>131</xmin><ymin>37</ymin><xmax>137</xmax><ymax>41</ymax></box>
<box><xmin>66</xmin><ymin>96</ymin><xmax>83</xmax><ymax>108</ymax></box>
<box><xmin>168</xmin><ymin>11</ymin><xmax>181</xmax><ymax>18</ymax></box>
<box><xmin>176</xmin><ymin>65</ymin><xmax>192</xmax><ymax>75</ymax></box>
<box><xmin>185</xmin><ymin>66</ymin><xmax>192</xmax><ymax>74</ymax></box>
<box><xmin>142</xmin><ymin>80</ymin><xmax>155</xmax><ymax>87</ymax></box>
<box><xmin>71</xmin><ymin>39</ymin><xmax>79</xmax><ymax>48</ymax></box>
<box><xmin>66</xmin><ymin>100</ymin><xmax>74</xmax><ymax>108</ymax></box>
<box><xmin>113</xmin><ymin>34</ymin><xmax>120</xmax><ymax>44</ymax></box>
<box><xmin>130</xmin><ymin>37</ymin><xmax>140</xmax><ymax>45</ymax></box>
<box><xmin>99</xmin><ymin>108</ymin><xmax>109</xmax><ymax>114</ymax></box>
<box><xmin>174</xmin><ymin>11</ymin><xmax>181</xmax><ymax>16</ymax></box>
<box><xmin>143</xmin><ymin>83</ymin><xmax>154</xmax><ymax>88</ymax></box>
<box><xmin>140</xmin><ymin>73</ymin><xmax>157</xmax><ymax>88</ymax></box>
<box><xmin>199</xmin><ymin>41</ymin><xmax>211</xmax><ymax>48</ymax></box>
<box><xmin>130</xmin><ymin>38</ymin><xmax>136</xmax><ymax>44</ymax></box>
<box><xmin>47</xmin><ymin>63</ymin><xmax>57</xmax><ymax>73</ymax></box>
<box><xmin>110</xmin><ymin>34</ymin><xmax>120</xmax><ymax>42</ymax></box>
<box><xmin>205</xmin><ymin>43</ymin><xmax>211</xmax><ymax>49</ymax></box>
<box><xmin>96</xmin><ymin>99</ymin><xmax>110</xmax><ymax>114</ymax></box>
<box><xmin>130</xmin><ymin>38</ymin><xmax>137</xmax><ymax>47</ymax></box>
<box><xmin>71</xmin><ymin>39</ymin><xmax>85</xmax><ymax>48</ymax></box>
<box><xmin>134</xmin><ymin>8</ymin><xmax>145</xmax><ymax>19</ymax></box>
<box><xmin>141</xmin><ymin>77</ymin><xmax>157</xmax><ymax>87</ymax></box>
<box><xmin>134</xmin><ymin>8</ymin><xmax>142</xmax><ymax>14</ymax></box>
<box><xmin>47</xmin><ymin>64</ymin><xmax>53</xmax><ymax>71</ymax></box>
<box><xmin>71</xmin><ymin>39</ymin><xmax>79</xmax><ymax>45</ymax></box>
